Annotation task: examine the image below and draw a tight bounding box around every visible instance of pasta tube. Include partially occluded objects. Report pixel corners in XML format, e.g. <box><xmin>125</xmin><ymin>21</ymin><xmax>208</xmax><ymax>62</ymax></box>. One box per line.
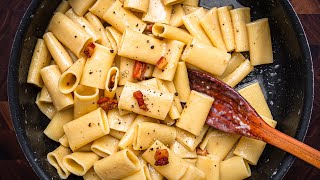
<box><xmin>233</xmin><ymin>115</ymin><xmax>277</xmax><ymax>165</ymax></box>
<box><xmin>27</xmin><ymin>39</ymin><xmax>51</xmax><ymax>87</ymax></box>
<box><xmin>163</xmin><ymin>0</ymin><xmax>184</xmax><ymax>6</ymax></box>
<box><xmin>63</xmin><ymin>152</ymin><xmax>100</xmax><ymax>176</ymax></box>
<box><xmin>44</xmin><ymin>108</ymin><xmax>73</xmax><ymax>142</ymax></box>
<box><xmin>238</xmin><ymin>82</ymin><xmax>273</xmax><ymax>118</ymax></box>
<box><xmin>47</xmin><ymin>12</ymin><xmax>93</xmax><ymax>57</ymax></box>
<box><xmin>104</xmin><ymin>67</ymin><xmax>119</xmax><ymax>99</ymax></box>
<box><xmin>119</xmin><ymin>57</ymin><xmax>138</xmax><ymax>85</ymax></box>
<box><xmin>74</xmin><ymin>142</ymin><xmax>93</xmax><ymax>152</ymax></box>
<box><xmin>109</xmin><ymin>129</ymin><xmax>125</xmax><ymax>140</ymax></box>
<box><xmin>55</xmin><ymin>0</ymin><xmax>71</xmax><ymax>14</ymax></box>
<box><xmin>40</xmin><ymin>65</ymin><xmax>74</xmax><ymax>111</ymax></box>
<box><xmin>59</xmin><ymin>135</ymin><xmax>69</xmax><ymax>147</ymax></box>
<box><xmin>181</xmin><ymin>38</ymin><xmax>231</xmax><ymax>76</ymax></box>
<box><xmin>43</xmin><ymin>32</ymin><xmax>73</xmax><ymax>72</ymax></box>
<box><xmin>47</xmin><ymin>145</ymin><xmax>72</xmax><ymax>179</ymax></box>
<box><xmin>176</xmin><ymin>90</ymin><xmax>214</xmax><ymax>135</ymax></box>
<box><xmin>182</xmin><ymin>8</ymin><xmax>212</xmax><ymax>45</ymax></box>
<box><xmin>176</xmin><ymin>125</ymin><xmax>209</xmax><ymax>151</ymax></box>
<box><xmin>94</xmin><ymin>149</ymin><xmax>141</xmax><ymax>180</ymax></box>
<box><xmin>39</xmin><ymin>86</ymin><xmax>52</xmax><ymax>103</ymax></box>
<box><xmin>124</xmin><ymin>0</ymin><xmax>149</xmax><ymax>13</ymax></box>
<box><xmin>218</xmin><ymin>52</ymin><xmax>246</xmax><ymax>79</ymax></box>
<box><xmin>105</xmin><ymin>26</ymin><xmax>122</xmax><ymax>49</ymax></box>
<box><xmin>118</xmin><ymin>29</ymin><xmax>165</xmax><ymax>65</ymax></box>
<box><xmin>152</xmin><ymin>23</ymin><xmax>192</xmax><ymax>45</ymax></box>
<box><xmin>182</xmin><ymin>5</ymin><xmax>200</xmax><ymax>15</ymax></box>
<box><xmin>133</xmin><ymin>122</ymin><xmax>176</xmax><ymax>150</ymax></box>
<box><xmin>68</xmin><ymin>0</ymin><xmax>96</xmax><ymax>16</ymax></box>
<box><xmin>170</xmin><ymin>4</ymin><xmax>185</xmax><ymax>27</ymax></box>
<box><xmin>218</xmin><ymin>6</ymin><xmax>235</xmax><ymax>52</ymax></box>
<box><xmin>230</xmin><ymin>8</ymin><xmax>251</xmax><ymax>52</ymax></box>
<box><xmin>63</xmin><ymin>108</ymin><xmax>109</xmax><ymax>151</ymax></box>
<box><xmin>220</xmin><ymin>156</ymin><xmax>251</xmax><ymax>180</ymax></box>
<box><xmin>118</xmin><ymin>82</ymin><xmax>174</xmax><ymax>120</ymax></box>
<box><xmin>222</xmin><ymin>59</ymin><xmax>254</xmax><ymax>87</ymax></box>
<box><xmin>142</xmin><ymin>140</ymin><xmax>190</xmax><ymax>179</ymax></box>
<box><xmin>200</xmin><ymin>8</ymin><xmax>227</xmax><ymax>51</ymax></box>
<box><xmin>65</xmin><ymin>9</ymin><xmax>101</xmax><ymax>42</ymax></box>
<box><xmin>180</xmin><ymin>164</ymin><xmax>205</xmax><ymax>180</ymax></box>
<box><xmin>89</xmin><ymin>0</ymin><xmax>115</xmax><ymax>19</ymax></box>
<box><xmin>247</xmin><ymin>18</ymin><xmax>273</xmax><ymax>65</ymax></box>
<box><xmin>162</xmin><ymin>81</ymin><xmax>183</xmax><ymax>113</ymax></box>
<box><xmin>80</xmin><ymin>43</ymin><xmax>116</xmax><ymax>89</ymax></box>
<box><xmin>73</xmin><ymin>85</ymin><xmax>99</xmax><ymax>119</ymax></box>
<box><xmin>118</xmin><ymin>115</ymin><xmax>158</xmax><ymax>150</ymax></box>
<box><xmin>200</xmin><ymin>128</ymin><xmax>240</xmax><ymax>160</ymax></box>
<box><xmin>142</xmin><ymin>0</ymin><xmax>172</xmax><ymax>24</ymax></box>
<box><xmin>107</xmin><ymin>109</ymin><xmax>136</xmax><ymax>132</ymax></box>
<box><xmin>173</xmin><ymin>61</ymin><xmax>191</xmax><ymax>103</ymax></box>
<box><xmin>147</xmin><ymin>164</ymin><xmax>163</xmax><ymax>180</ymax></box>
<box><xmin>91</xmin><ymin>135</ymin><xmax>120</xmax><ymax>157</ymax></box>
<box><xmin>103</xmin><ymin>0</ymin><xmax>146</xmax><ymax>33</ymax></box>
<box><xmin>58</xmin><ymin>58</ymin><xmax>86</xmax><ymax>94</ymax></box>
<box><xmin>181</xmin><ymin>0</ymin><xmax>199</xmax><ymax>6</ymax></box>
<box><xmin>83</xmin><ymin>168</ymin><xmax>101</xmax><ymax>180</ymax></box>
<box><xmin>156</xmin><ymin>79</ymin><xmax>180</xmax><ymax>119</ymax></box>
<box><xmin>35</xmin><ymin>93</ymin><xmax>57</xmax><ymax>119</ymax></box>
<box><xmin>84</xmin><ymin>12</ymin><xmax>111</xmax><ymax>47</ymax></box>
<box><xmin>196</xmin><ymin>155</ymin><xmax>220</xmax><ymax>180</ymax></box>
<box><xmin>170</xmin><ymin>141</ymin><xmax>197</xmax><ymax>159</ymax></box>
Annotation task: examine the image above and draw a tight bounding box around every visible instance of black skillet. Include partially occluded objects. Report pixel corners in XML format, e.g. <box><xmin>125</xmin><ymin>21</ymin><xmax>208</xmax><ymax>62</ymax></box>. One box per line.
<box><xmin>8</xmin><ymin>0</ymin><xmax>313</xmax><ymax>179</ymax></box>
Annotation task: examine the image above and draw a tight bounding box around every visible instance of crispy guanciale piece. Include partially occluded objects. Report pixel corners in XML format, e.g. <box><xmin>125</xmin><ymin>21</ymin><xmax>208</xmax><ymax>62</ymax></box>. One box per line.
<box><xmin>196</xmin><ymin>147</ymin><xmax>208</xmax><ymax>156</ymax></box>
<box><xmin>154</xmin><ymin>149</ymin><xmax>169</xmax><ymax>166</ymax></box>
<box><xmin>108</xmin><ymin>74</ymin><xmax>116</xmax><ymax>89</ymax></box>
<box><xmin>133</xmin><ymin>61</ymin><xmax>147</xmax><ymax>80</ymax></box>
<box><xmin>156</xmin><ymin>56</ymin><xmax>168</xmax><ymax>70</ymax></box>
<box><xmin>84</xmin><ymin>42</ymin><xmax>95</xmax><ymax>58</ymax></box>
<box><xmin>146</xmin><ymin>23</ymin><xmax>154</xmax><ymax>32</ymax></box>
<box><xmin>133</xmin><ymin>90</ymin><xmax>149</xmax><ymax>111</ymax></box>
<box><xmin>97</xmin><ymin>97</ymin><xmax>118</xmax><ymax>112</ymax></box>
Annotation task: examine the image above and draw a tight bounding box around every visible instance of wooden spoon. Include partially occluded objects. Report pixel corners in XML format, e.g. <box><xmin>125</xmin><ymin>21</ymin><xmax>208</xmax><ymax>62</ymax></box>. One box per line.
<box><xmin>188</xmin><ymin>69</ymin><xmax>320</xmax><ymax>168</ymax></box>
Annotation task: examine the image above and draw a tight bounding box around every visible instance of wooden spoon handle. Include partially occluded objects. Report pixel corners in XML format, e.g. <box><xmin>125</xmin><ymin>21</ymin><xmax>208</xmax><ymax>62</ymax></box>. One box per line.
<box><xmin>259</xmin><ymin>122</ymin><xmax>320</xmax><ymax>168</ymax></box>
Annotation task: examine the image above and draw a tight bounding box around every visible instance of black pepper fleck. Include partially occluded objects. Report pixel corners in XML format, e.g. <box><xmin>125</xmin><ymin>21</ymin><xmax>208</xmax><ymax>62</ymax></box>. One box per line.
<box><xmin>110</xmin><ymin>49</ymin><xmax>114</xmax><ymax>53</ymax></box>
<box><xmin>150</xmin><ymin>45</ymin><xmax>154</xmax><ymax>49</ymax></box>
<box><xmin>88</xmin><ymin>123</ymin><xmax>92</xmax><ymax>127</ymax></box>
<box><xmin>174</xmin><ymin>92</ymin><xmax>178</xmax><ymax>96</ymax></box>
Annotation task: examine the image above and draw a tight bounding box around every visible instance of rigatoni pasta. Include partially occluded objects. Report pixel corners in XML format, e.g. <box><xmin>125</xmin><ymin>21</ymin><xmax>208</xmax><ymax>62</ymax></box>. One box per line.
<box><xmin>247</xmin><ymin>18</ymin><xmax>273</xmax><ymax>65</ymax></box>
<box><xmin>94</xmin><ymin>149</ymin><xmax>141</xmax><ymax>179</ymax></box>
<box><xmin>48</xmin><ymin>12</ymin><xmax>93</xmax><ymax>57</ymax></box>
<box><xmin>73</xmin><ymin>85</ymin><xmax>99</xmax><ymax>119</ymax></box>
<box><xmin>47</xmin><ymin>145</ymin><xmax>72</xmax><ymax>179</ymax></box>
<box><xmin>40</xmin><ymin>65</ymin><xmax>74</xmax><ymax>111</ymax></box>
<box><xmin>43</xmin><ymin>32</ymin><xmax>73</xmax><ymax>72</ymax></box>
<box><xmin>80</xmin><ymin>43</ymin><xmax>116</xmax><ymax>89</ymax></box>
<box><xmin>58</xmin><ymin>58</ymin><xmax>86</xmax><ymax>94</ymax></box>
<box><xmin>181</xmin><ymin>38</ymin><xmax>231</xmax><ymax>76</ymax></box>
<box><xmin>44</xmin><ymin>108</ymin><xmax>73</xmax><ymax>142</ymax></box>
<box><xmin>103</xmin><ymin>0</ymin><xmax>146</xmax><ymax>33</ymax></box>
<box><xmin>27</xmin><ymin>39</ymin><xmax>51</xmax><ymax>87</ymax></box>
<box><xmin>28</xmin><ymin>2</ymin><xmax>277</xmax><ymax>179</ymax></box>
<box><xmin>63</xmin><ymin>108</ymin><xmax>109</xmax><ymax>151</ymax></box>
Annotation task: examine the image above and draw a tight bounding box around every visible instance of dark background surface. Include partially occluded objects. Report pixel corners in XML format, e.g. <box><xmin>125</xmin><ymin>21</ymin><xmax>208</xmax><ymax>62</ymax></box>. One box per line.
<box><xmin>0</xmin><ymin>0</ymin><xmax>319</xmax><ymax>179</ymax></box>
